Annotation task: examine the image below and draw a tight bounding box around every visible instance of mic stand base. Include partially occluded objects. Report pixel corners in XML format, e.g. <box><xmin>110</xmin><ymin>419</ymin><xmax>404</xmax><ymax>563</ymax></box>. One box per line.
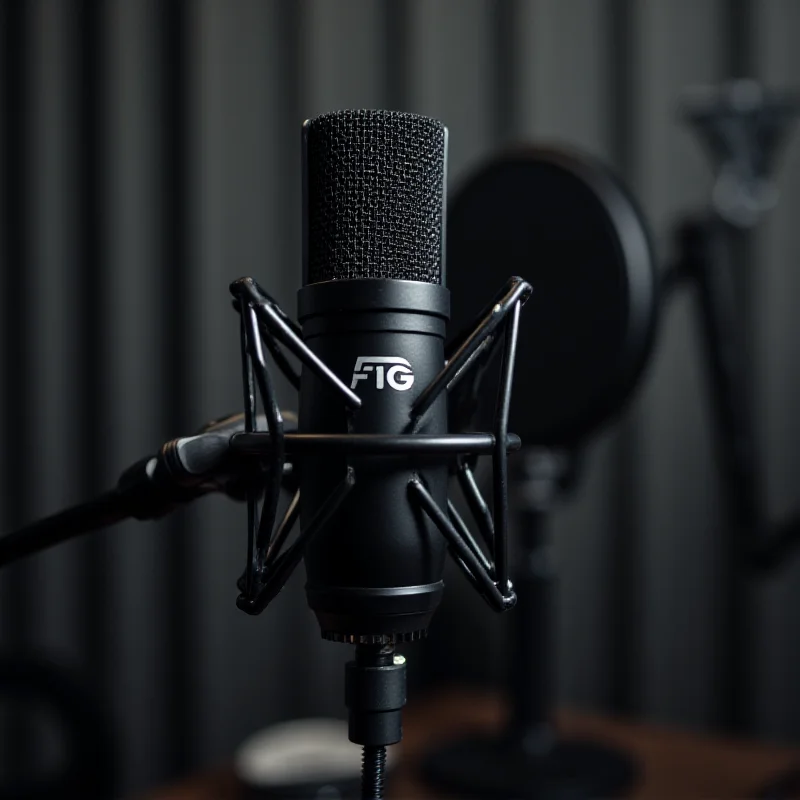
<box><xmin>422</xmin><ymin>732</ymin><xmax>636</xmax><ymax>800</ymax></box>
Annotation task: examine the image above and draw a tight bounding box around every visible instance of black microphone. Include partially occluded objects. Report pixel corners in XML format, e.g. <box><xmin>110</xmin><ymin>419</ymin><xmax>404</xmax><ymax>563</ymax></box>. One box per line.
<box><xmin>298</xmin><ymin>109</ymin><xmax>450</xmax><ymax>645</ymax></box>
<box><xmin>0</xmin><ymin>107</ymin><xmax>529</xmax><ymax>800</ymax></box>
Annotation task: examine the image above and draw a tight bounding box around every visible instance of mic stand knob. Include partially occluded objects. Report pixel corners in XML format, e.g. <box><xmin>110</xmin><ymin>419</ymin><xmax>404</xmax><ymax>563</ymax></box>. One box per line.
<box><xmin>345</xmin><ymin>643</ymin><xmax>407</xmax><ymax>800</ymax></box>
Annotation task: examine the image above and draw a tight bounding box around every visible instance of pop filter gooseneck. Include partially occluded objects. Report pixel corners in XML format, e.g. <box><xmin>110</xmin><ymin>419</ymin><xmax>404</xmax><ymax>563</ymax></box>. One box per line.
<box><xmin>424</xmin><ymin>146</ymin><xmax>659</xmax><ymax>799</ymax></box>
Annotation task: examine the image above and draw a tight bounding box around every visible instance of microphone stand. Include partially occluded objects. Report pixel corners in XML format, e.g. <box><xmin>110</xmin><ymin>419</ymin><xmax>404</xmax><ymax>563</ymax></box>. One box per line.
<box><xmin>423</xmin><ymin>448</ymin><xmax>636</xmax><ymax>799</ymax></box>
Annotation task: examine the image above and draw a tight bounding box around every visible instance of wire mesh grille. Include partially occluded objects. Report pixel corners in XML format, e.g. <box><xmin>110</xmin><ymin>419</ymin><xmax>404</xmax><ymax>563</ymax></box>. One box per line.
<box><xmin>305</xmin><ymin>109</ymin><xmax>445</xmax><ymax>285</ymax></box>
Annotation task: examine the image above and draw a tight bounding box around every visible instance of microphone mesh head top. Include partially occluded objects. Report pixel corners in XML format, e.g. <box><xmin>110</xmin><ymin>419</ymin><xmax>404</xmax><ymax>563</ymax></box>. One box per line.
<box><xmin>304</xmin><ymin>109</ymin><xmax>446</xmax><ymax>285</ymax></box>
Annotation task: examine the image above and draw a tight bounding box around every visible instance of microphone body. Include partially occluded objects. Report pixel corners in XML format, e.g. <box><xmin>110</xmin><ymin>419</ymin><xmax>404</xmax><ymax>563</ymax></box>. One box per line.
<box><xmin>298</xmin><ymin>279</ymin><xmax>449</xmax><ymax>641</ymax></box>
<box><xmin>297</xmin><ymin>109</ymin><xmax>450</xmax><ymax>643</ymax></box>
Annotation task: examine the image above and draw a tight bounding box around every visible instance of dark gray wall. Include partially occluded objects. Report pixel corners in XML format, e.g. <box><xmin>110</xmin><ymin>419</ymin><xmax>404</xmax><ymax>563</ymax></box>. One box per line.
<box><xmin>0</xmin><ymin>0</ymin><xmax>799</xmax><ymax>795</ymax></box>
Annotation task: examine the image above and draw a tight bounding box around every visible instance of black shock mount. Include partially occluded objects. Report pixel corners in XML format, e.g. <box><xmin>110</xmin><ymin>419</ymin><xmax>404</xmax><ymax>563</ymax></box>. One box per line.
<box><xmin>228</xmin><ymin>274</ymin><xmax>531</xmax><ymax>799</ymax></box>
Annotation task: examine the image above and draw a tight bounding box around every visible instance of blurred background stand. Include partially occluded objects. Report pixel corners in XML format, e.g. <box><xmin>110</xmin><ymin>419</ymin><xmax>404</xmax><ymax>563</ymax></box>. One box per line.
<box><xmin>663</xmin><ymin>78</ymin><xmax>800</xmax><ymax>795</ymax></box>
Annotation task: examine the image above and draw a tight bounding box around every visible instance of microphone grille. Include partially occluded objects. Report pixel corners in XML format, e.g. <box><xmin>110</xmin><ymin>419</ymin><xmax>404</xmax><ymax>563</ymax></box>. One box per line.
<box><xmin>304</xmin><ymin>109</ymin><xmax>446</xmax><ymax>285</ymax></box>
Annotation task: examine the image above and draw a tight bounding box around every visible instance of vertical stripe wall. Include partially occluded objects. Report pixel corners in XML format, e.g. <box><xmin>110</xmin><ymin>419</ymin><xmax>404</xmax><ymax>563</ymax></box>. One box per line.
<box><xmin>754</xmin><ymin>0</ymin><xmax>800</xmax><ymax>743</ymax></box>
<box><xmin>0</xmin><ymin>1</ymin><xmax>798</xmax><ymax>794</ymax></box>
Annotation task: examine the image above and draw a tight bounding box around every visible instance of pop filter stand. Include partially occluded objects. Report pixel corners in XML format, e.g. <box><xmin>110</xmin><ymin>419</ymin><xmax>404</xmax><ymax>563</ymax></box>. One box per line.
<box><xmin>423</xmin><ymin>148</ymin><xmax>659</xmax><ymax>799</ymax></box>
<box><xmin>426</xmin><ymin>446</ymin><xmax>638</xmax><ymax>798</ymax></box>
<box><xmin>667</xmin><ymin>80</ymin><xmax>800</xmax><ymax>581</ymax></box>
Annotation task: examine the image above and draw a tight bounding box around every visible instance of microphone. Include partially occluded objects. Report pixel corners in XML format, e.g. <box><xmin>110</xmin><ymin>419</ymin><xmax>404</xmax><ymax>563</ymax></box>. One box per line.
<box><xmin>227</xmin><ymin>109</ymin><xmax>528</xmax><ymax>799</ymax></box>
<box><xmin>298</xmin><ymin>109</ymin><xmax>451</xmax><ymax>644</ymax></box>
<box><xmin>0</xmin><ymin>108</ymin><xmax>531</xmax><ymax>800</ymax></box>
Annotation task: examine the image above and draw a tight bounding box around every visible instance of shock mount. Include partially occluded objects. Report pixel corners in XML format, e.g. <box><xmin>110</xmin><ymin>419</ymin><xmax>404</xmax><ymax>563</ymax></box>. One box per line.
<box><xmin>228</xmin><ymin>274</ymin><xmax>531</xmax><ymax>799</ymax></box>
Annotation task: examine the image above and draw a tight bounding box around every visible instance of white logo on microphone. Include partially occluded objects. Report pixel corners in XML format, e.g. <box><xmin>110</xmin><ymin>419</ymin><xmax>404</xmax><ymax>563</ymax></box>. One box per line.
<box><xmin>351</xmin><ymin>356</ymin><xmax>414</xmax><ymax>392</ymax></box>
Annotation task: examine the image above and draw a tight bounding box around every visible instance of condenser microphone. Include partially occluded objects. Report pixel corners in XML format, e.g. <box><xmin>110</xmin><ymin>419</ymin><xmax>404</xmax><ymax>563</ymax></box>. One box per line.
<box><xmin>297</xmin><ymin>110</ymin><xmax>450</xmax><ymax>644</ymax></box>
<box><xmin>0</xmin><ymin>107</ymin><xmax>530</xmax><ymax>799</ymax></box>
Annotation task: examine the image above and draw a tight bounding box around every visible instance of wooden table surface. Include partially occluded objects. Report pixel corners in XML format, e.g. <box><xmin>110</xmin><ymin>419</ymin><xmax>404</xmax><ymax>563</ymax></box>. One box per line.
<box><xmin>139</xmin><ymin>689</ymin><xmax>800</xmax><ymax>799</ymax></box>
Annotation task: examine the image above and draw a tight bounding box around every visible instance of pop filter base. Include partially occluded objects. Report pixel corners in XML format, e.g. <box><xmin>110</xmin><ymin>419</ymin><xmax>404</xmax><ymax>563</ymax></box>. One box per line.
<box><xmin>422</xmin><ymin>734</ymin><xmax>636</xmax><ymax>800</ymax></box>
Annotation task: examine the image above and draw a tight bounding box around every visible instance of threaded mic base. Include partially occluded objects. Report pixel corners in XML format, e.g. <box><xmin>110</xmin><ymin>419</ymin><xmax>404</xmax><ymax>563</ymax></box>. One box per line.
<box><xmin>344</xmin><ymin>644</ymin><xmax>406</xmax><ymax>747</ymax></box>
<box><xmin>361</xmin><ymin>745</ymin><xmax>387</xmax><ymax>800</ymax></box>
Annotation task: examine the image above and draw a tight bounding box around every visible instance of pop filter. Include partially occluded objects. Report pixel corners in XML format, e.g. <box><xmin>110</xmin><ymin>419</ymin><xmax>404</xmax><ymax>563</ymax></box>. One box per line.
<box><xmin>447</xmin><ymin>146</ymin><xmax>658</xmax><ymax>447</ymax></box>
<box><xmin>424</xmin><ymin>148</ymin><xmax>658</xmax><ymax>799</ymax></box>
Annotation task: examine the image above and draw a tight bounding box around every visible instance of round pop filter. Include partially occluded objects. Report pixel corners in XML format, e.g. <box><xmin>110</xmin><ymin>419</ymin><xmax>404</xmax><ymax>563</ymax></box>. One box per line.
<box><xmin>447</xmin><ymin>147</ymin><xmax>658</xmax><ymax>448</ymax></box>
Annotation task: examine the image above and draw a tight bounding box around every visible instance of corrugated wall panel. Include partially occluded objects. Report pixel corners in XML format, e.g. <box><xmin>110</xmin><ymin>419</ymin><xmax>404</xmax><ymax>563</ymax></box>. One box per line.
<box><xmin>633</xmin><ymin>0</ymin><xmax>725</xmax><ymax>729</ymax></box>
<box><xmin>0</xmin><ymin>1</ymin><xmax>37</xmax><ymax>777</ymax></box>
<box><xmin>30</xmin><ymin>0</ymin><xmax>83</xmax><ymax>669</ymax></box>
<box><xmin>303</xmin><ymin>0</ymin><xmax>386</xmax><ymax>114</ymax></box>
<box><xmin>193</xmin><ymin>0</ymin><xmax>289</xmax><ymax>767</ymax></box>
<box><xmin>513</xmin><ymin>0</ymin><xmax>617</xmax><ymax>711</ymax></box>
<box><xmin>753</xmin><ymin>0</ymin><xmax>800</xmax><ymax>743</ymax></box>
<box><xmin>404</xmin><ymin>0</ymin><xmax>498</xmax><ymax>177</ymax></box>
<box><xmin>106</xmin><ymin>0</ymin><xmax>171</xmax><ymax>790</ymax></box>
